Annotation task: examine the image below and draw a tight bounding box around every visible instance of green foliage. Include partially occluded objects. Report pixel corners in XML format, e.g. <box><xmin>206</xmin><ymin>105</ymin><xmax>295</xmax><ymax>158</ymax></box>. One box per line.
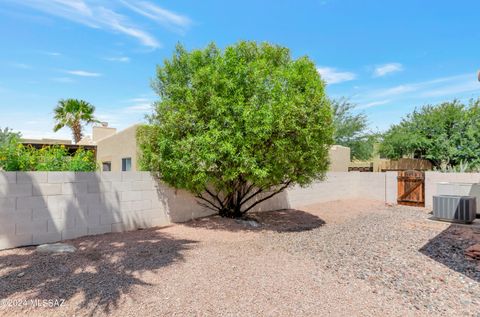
<box><xmin>379</xmin><ymin>99</ymin><xmax>480</xmax><ymax>169</ymax></box>
<box><xmin>0</xmin><ymin>127</ymin><xmax>20</xmax><ymax>146</ymax></box>
<box><xmin>0</xmin><ymin>137</ymin><xmax>97</xmax><ymax>172</ymax></box>
<box><xmin>138</xmin><ymin>41</ymin><xmax>334</xmax><ymax>217</ymax></box>
<box><xmin>331</xmin><ymin>98</ymin><xmax>378</xmax><ymax>160</ymax></box>
<box><xmin>53</xmin><ymin>99</ymin><xmax>99</xmax><ymax>143</ymax></box>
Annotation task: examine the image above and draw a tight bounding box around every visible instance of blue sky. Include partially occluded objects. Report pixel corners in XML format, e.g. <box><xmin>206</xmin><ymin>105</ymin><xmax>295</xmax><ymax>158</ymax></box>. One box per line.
<box><xmin>0</xmin><ymin>0</ymin><xmax>479</xmax><ymax>139</ymax></box>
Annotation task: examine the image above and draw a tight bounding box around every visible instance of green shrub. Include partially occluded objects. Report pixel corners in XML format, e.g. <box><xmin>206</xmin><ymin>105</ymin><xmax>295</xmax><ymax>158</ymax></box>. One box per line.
<box><xmin>138</xmin><ymin>41</ymin><xmax>333</xmax><ymax>218</ymax></box>
<box><xmin>0</xmin><ymin>138</ymin><xmax>97</xmax><ymax>172</ymax></box>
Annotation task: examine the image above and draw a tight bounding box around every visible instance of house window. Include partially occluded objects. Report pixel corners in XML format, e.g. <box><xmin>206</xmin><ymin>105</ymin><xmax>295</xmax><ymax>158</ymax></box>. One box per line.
<box><xmin>102</xmin><ymin>162</ymin><xmax>112</xmax><ymax>172</ymax></box>
<box><xmin>122</xmin><ymin>157</ymin><xmax>132</xmax><ymax>171</ymax></box>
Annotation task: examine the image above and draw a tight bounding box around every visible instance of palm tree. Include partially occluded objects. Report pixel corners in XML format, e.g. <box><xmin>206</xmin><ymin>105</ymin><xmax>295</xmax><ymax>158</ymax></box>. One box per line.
<box><xmin>53</xmin><ymin>99</ymin><xmax>99</xmax><ymax>143</ymax></box>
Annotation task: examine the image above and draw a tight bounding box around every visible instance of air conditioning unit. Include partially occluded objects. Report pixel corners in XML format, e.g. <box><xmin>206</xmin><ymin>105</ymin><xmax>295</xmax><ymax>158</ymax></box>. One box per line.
<box><xmin>432</xmin><ymin>195</ymin><xmax>476</xmax><ymax>224</ymax></box>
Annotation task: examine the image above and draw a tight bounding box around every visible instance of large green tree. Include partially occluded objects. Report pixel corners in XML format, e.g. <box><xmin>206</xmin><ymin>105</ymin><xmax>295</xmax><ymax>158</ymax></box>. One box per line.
<box><xmin>379</xmin><ymin>99</ymin><xmax>480</xmax><ymax>169</ymax></box>
<box><xmin>332</xmin><ymin>98</ymin><xmax>378</xmax><ymax>160</ymax></box>
<box><xmin>53</xmin><ymin>99</ymin><xmax>99</xmax><ymax>143</ymax></box>
<box><xmin>138</xmin><ymin>41</ymin><xmax>334</xmax><ymax>218</ymax></box>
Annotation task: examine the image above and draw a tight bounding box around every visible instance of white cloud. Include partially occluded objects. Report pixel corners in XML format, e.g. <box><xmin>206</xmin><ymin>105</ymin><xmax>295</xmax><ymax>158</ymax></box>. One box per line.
<box><xmin>373</xmin><ymin>63</ymin><xmax>403</xmax><ymax>77</ymax></box>
<box><xmin>352</xmin><ymin>73</ymin><xmax>480</xmax><ymax>109</ymax></box>
<box><xmin>124</xmin><ymin>104</ymin><xmax>152</xmax><ymax>113</ymax></box>
<box><xmin>15</xmin><ymin>0</ymin><xmax>163</xmax><ymax>48</ymax></box>
<box><xmin>121</xmin><ymin>0</ymin><xmax>191</xmax><ymax>33</ymax></box>
<box><xmin>357</xmin><ymin>100</ymin><xmax>391</xmax><ymax>109</ymax></box>
<box><xmin>51</xmin><ymin>77</ymin><xmax>75</xmax><ymax>83</ymax></box>
<box><xmin>65</xmin><ymin>70</ymin><xmax>102</xmax><ymax>77</ymax></box>
<box><xmin>317</xmin><ymin>67</ymin><xmax>356</xmax><ymax>84</ymax></box>
<box><xmin>105</xmin><ymin>56</ymin><xmax>130</xmax><ymax>62</ymax></box>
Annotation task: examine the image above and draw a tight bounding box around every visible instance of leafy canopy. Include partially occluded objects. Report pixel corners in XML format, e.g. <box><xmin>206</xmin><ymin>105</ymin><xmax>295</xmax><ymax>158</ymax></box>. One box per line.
<box><xmin>379</xmin><ymin>99</ymin><xmax>480</xmax><ymax>169</ymax></box>
<box><xmin>0</xmin><ymin>136</ymin><xmax>96</xmax><ymax>172</ymax></box>
<box><xmin>53</xmin><ymin>99</ymin><xmax>99</xmax><ymax>143</ymax></box>
<box><xmin>138</xmin><ymin>41</ymin><xmax>333</xmax><ymax>217</ymax></box>
<box><xmin>332</xmin><ymin>98</ymin><xmax>378</xmax><ymax>160</ymax></box>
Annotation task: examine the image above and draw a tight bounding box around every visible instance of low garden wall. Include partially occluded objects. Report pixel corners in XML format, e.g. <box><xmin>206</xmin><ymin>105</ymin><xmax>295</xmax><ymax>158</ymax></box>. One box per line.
<box><xmin>0</xmin><ymin>171</ymin><xmax>398</xmax><ymax>250</ymax></box>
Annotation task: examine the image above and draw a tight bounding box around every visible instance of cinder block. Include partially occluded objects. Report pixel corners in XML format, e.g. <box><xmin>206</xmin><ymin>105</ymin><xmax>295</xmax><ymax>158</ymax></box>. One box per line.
<box><xmin>47</xmin><ymin>195</ymin><xmax>78</xmax><ymax>214</ymax></box>
<box><xmin>48</xmin><ymin>216</ymin><xmax>76</xmax><ymax>231</ymax></box>
<box><xmin>121</xmin><ymin>172</ymin><xmax>142</xmax><ymax>182</ymax></box>
<box><xmin>111</xmin><ymin>222</ymin><xmax>136</xmax><ymax>232</ymax></box>
<box><xmin>100</xmin><ymin>212</ymin><xmax>123</xmax><ymax>225</ymax></box>
<box><xmin>77</xmin><ymin>193</ymin><xmax>101</xmax><ymax>206</ymax></box>
<box><xmin>62</xmin><ymin>182</ymin><xmax>88</xmax><ymax>195</ymax></box>
<box><xmin>132</xmin><ymin>181</ymin><xmax>156</xmax><ymax>191</ymax></box>
<box><xmin>16</xmin><ymin>220</ymin><xmax>47</xmax><ymax>235</ymax></box>
<box><xmin>47</xmin><ymin>172</ymin><xmax>65</xmax><ymax>183</ymax></box>
<box><xmin>76</xmin><ymin>212</ymin><xmax>100</xmax><ymax>227</ymax></box>
<box><xmin>16</xmin><ymin>196</ymin><xmax>47</xmax><ymax>210</ymax></box>
<box><xmin>61</xmin><ymin>227</ymin><xmax>88</xmax><ymax>240</ymax></box>
<box><xmin>2</xmin><ymin>183</ymin><xmax>32</xmax><ymax>197</ymax></box>
<box><xmin>101</xmin><ymin>192</ymin><xmax>121</xmax><ymax>209</ymax></box>
<box><xmin>73</xmin><ymin>172</ymin><xmax>98</xmax><ymax>182</ymax></box>
<box><xmin>0</xmin><ymin>208</ymin><xmax>32</xmax><ymax>223</ymax></box>
<box><xmin>17</xmin><ymin>172</ymin><xmax>48</xmax><ymax>184</ymax></box>
<box><xmin>100</xmin><ymin>172</ymin><xmax>122</xmax><ymax>182</ymax></box>
<box><xmin>148</xmin><ymin>217</ymin><xmax>169</xmax><ymax>227</ymax></box>
<box><xmin>141</xmin><ymin>190</ymin><xmax>157</xmax><ymax>200</ymax></box>
<box><xmin>131</xmin><ymin>200</ymin><xmax>151</xmax><ymax>211</ymax></box>
<box><xmin>119</xmin><ymin>201</ymin><xmax>133</xmax><ymax>212</ymax></box>
<box><xmin>141</xmin><ymin>172</ymin><xmax>156</xmax><ymax>181</ymax></box>
<box><xmin>0</xmin><ymin>197</ymin><xmax>17</xmax><ymax>209</ymax></box>
<box><xmin>121</xmin><ymin>191</ymin><xmax>142</xmax><ymax>202</ymax></box>
<box><xmin>87</xmin><ymin>181</ymin><xmax>112</xmax><ymax>193</ymax></box>
<box><xmin>0</xmin><ymin>172</ymin><xmax>16</xmax><ymax>184</ymax></box>
<box><xmin>0</xmin><ymin>220</ymin><xmax>16</xmax><ymax>235</ymax></box>
<box><xmin>87</xmin><ymin>225</ymin><xmax>111</xmax><ymax>235</ymax></box>
<box><xmin>0</xmin><ymin>234</ymin><xmax>32</xmax><ymax>250</ymax></box>
<box><xmin>33</xmin><ymin>232</ymin><xmax>62</xmax><ymax>245</ymax></box>
<box><xmin>32</xmin><ymin>183</ymin><xmax>62</xmax><ymax>196</ymax></box>
<box><xmin>111</xmin><ymin>181</ymin><xmax>132</xmax><ymax>192</ymax></box>
<box><xmin>88</xmin><ymin>202</ymin><xmax>110</xmax><ymax>214</ymax></box>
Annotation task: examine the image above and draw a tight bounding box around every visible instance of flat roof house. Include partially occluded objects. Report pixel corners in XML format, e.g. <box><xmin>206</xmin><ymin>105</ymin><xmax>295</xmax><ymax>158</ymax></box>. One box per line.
<box><xmin>79</xmin><ymin>123</ymin><xmax>140</xmax><ymax>172</ymax></box>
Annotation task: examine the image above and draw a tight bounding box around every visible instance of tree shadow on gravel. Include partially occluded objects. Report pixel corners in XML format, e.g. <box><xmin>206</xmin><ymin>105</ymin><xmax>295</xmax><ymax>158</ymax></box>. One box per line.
<box><xmin>419</xmin><ymin>224</ymin><xmax>480</xmax><ymax>282</ymax></box>
<box><xmin>0</xmin><ymin>228</ymin><xmax>197</xmax><ymax>316</ymax></box>
<box><xmin>184</xmin><ymin>209</ymin><xmax>326</xmax><ymax>233</ymax></box>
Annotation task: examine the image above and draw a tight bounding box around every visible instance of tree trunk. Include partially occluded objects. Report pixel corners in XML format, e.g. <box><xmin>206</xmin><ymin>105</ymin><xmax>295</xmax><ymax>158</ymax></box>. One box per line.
<box><xmin>72</xmin><ymin>121</ymin><xmax>83</xmax><ymax>144</ymax></box>
<box><xmin>196</xmin><ymin>180</ymin><xmax>291</xmax><ymax>218</ymax></box>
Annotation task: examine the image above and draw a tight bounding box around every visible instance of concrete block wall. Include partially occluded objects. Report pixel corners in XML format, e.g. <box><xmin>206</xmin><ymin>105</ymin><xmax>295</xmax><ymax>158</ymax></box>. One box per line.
<box><xmin>287</xmin><ymin>172</ymin><xmax>397</xmax><ymax>209</ymax></box>
<box><xmin>424</xmin><ymin>172</ymin><xmax>480</xmax><ymax>208</ymax></box>
<box><xmin>1</xmin><ymin>171</ymin><xmax>398</xmax><ymax>250</ymax></box>
<box><xmin>0</xmin><ymin>172</ymin><xmax>173</xmax><ymax>250</ymax></box>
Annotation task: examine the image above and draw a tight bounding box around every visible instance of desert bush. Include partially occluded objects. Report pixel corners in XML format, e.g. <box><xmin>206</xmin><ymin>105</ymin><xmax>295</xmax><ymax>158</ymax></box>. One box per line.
<box><xmin>0</xmin><ymin>137</ymin><xmax>96</xmax><ymax>172</ymax></box>
<box><xmin>138</xmin><ymin>41</ymin><xmax>333</xmax><ymax>218</ymax></box>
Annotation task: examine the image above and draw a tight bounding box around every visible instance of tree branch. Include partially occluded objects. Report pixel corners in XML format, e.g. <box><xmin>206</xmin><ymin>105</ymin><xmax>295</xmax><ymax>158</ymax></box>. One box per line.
<box><xmin>241</xmin><ymin>181</ymin><xmax>291</xmax><ymax>214</ymax></box>
<box><xmin>196</xmin><ymin>193</ymin><xmax>221</xmax><ymax>211</ymax></box>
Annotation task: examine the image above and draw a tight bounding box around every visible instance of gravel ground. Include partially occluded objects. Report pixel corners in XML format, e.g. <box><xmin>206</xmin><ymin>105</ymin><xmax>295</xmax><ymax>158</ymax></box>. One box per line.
<box><xmin>0</xmin><ymin>199</ymin><xmax>479</xmax><ymax>317</ymax></box>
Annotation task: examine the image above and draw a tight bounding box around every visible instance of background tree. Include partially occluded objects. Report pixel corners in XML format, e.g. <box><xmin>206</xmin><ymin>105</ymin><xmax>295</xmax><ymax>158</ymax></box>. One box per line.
<box><xmin>379</xmin><ymin>99</ymin><xmax>480</xmax><ymax>169</ymax></box>
<box><xmin>53</xmin><ymin>99</ymin><xmax>99</xmax><ymax>143</ymax></box>
<box><xmin>0</xmin><ymin>127</ymin><xmax>20</xmax><ymax>146</ymax></box>
<box><xmin>332</xmin><ymin>98</ymin><xmax>378</xmax><ymax>160</ymax></box>
<box><xmin>138</xmin><ymin>41</ymin><xmax>334</xmax><ymax>218</ymax></box>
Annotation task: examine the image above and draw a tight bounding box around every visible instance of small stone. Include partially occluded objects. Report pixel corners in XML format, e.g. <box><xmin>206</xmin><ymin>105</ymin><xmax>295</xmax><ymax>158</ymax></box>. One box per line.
<box><xmin>36</xmin><ymin>243</ymin><xmax>76</xmax><ymax>254</ymax></box>
<box><xmin>17</xmin><ymin>272</ymin><xmax>25</xmax><ymax>278</ymax></box>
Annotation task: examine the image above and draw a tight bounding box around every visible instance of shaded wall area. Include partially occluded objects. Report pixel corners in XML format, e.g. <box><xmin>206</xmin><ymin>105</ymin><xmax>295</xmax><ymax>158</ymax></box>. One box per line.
<box><xmin>1</xmin><ymin>171</ymin><xmax>400</xmax><ymax>250</ymax></box>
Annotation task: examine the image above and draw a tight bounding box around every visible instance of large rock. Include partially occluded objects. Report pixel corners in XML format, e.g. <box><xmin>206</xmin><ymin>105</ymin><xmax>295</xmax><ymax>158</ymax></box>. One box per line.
<box><xmin>36</xmin><ymin>243</ymin><xmax>76</xmax><ymax>254</ymax></box>
<box><xmin>465</xmin><ymin>243</ymin><xmax>480</xmax><ymax>260</ymax></box>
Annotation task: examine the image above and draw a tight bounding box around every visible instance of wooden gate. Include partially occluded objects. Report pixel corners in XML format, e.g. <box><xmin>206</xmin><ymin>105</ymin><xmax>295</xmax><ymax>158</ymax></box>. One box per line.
<box><xmin>397</xmin><ymin>170</ymin><xmax>425</xmax><ymax>207</ymax></box>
